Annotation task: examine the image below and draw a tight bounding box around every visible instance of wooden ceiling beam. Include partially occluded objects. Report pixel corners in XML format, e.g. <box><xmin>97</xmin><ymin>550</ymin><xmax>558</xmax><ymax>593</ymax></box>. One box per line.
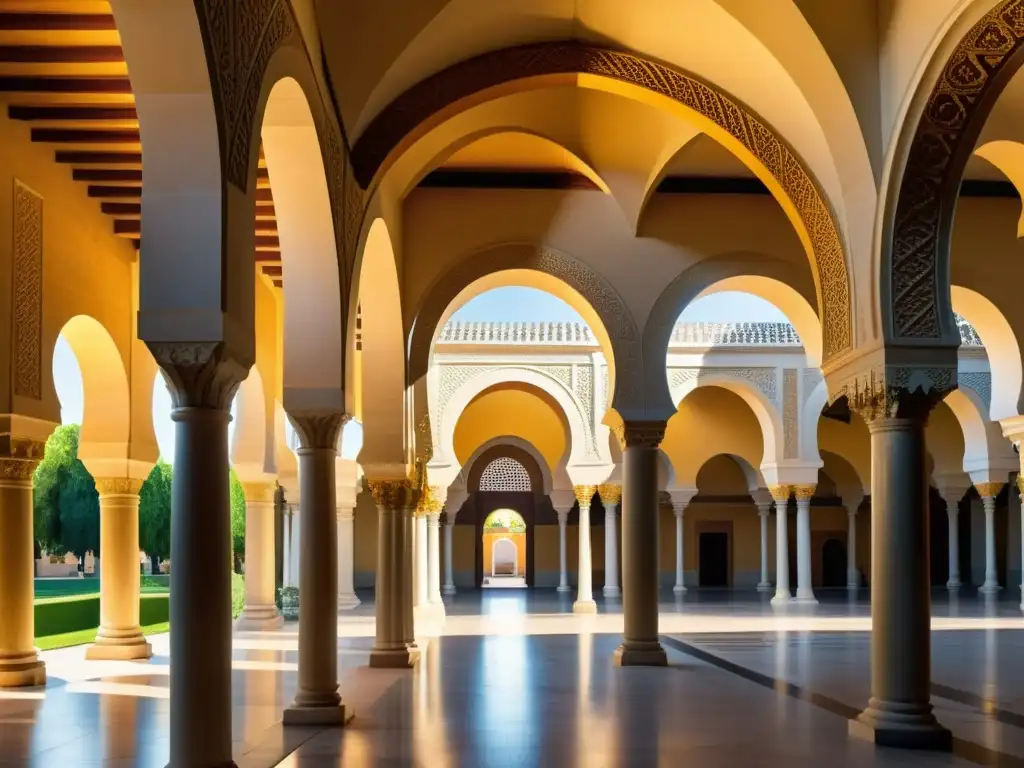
<box><xmin>113</xmin><ymin>219</ymin><xmax>139</xmax><ymax>235</ymax></box>
<box><xmin>31</xmin><ymin>127</ymin><xmax>139</xmax><ymax>143</ymax></box>
<box><xmin>88</xmin><ymin>185</ymin><xmax>139</xmax><ymax>198</ymax></box>
<box><xmin>0</xmin><ymin>45</ymin><xmax>124</xmax><ymax>63</ymax></box>
<box><xmin>261</xmin><ymin>265</ymin><xmax>283</xmax><ymax>278</ymax></box>
<box><xmin>11</xmin><ymin>104</ymin><xmax>136</xmax><ymax>121</ymax></box>
<box><xmin>100</xmin><ymin>201</ymin><xmax>139</xmax><ymax>216</ymax></box>
<box><xmin>255</xmin><ymin>235</ymin><xmax>279</xmax><ymax>249</ymax></box>
<box><xmin>73</xmin><ymin>168</ymin><xmax>140</xmax><ymax>183</ymax></box>
<box><xmin>55</xmin><ymin>150</ymin><xmax>140</xmax><ymax>164</ymax></box>
<box><xmin>0</xmin><ymin>75</ymin><xmax>131</xmax><ymax>93</ymax></box>
<box><xmin>254</xmin><ymin>250</ymin><xmax>281</xmax><ymax>262</ymax></box>
<box><xmin>0</xmin><ymin>14</ymin><xmax>117</xmax><ymax>31</ymax></box>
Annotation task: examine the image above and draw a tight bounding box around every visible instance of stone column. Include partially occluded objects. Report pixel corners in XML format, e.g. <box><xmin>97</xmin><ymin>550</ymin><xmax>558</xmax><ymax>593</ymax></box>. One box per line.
<box><xmin>235</xmin><ymin>481</ymin><xmax>283</xmax><ymax>631</ymax></box>
<box><xmin>573</xmin><ymin>485</ymin><xmax>598</xmax><ymax>613</ymax></box>
<box><xmin>0</xmin><ymin>441</ymin><xmax>45</xmax><ymax>687</ymax></box>
<box><xmin>977</xmin><ymin>483</ymin><xmax>1004</xmax><ymax>595</ymax></box>
<box><xmin>846</xmin><ymin>503</ymin><xmax>860</xmax><ymax>591</ymax></box>
<box><xmin>756</xmin><ymin>500</ymin><xmax>772</xmax><ymax>592</ymax></box>
<box><xmin>157</xmin><ymin>347</ymin><xmax>246</xmax><ymax>767</ymax></box>
<box><xmin>770</xmin><ymin>486</ymin><xmax>791</xmax><ymax>604</ymax></box>
<box><xmin>283</xmin><ymin>412</ymin><xmax>349</xmax><ymax>726</ymax></box>
<box><xmin>282</xmin><ymin>505</ymin><xmax>292</xmax><ymax>589</ymax></box>
<box><xmin>614</xmin><ymin>421</ymin><xmax>668</xmax><ymax>667</ymax></box>
<box><xmin>599</xmin><ymin>484</ymin><xmax>621</xmax><ymax>597</ymax></box>
<box><xmin>1017</xmin><ymin>476</ymin><xmax>1024</xmax><ymax>609</ymax></box>
<box><xmin>288</xmin><ymin>502</ymin><xmax>301</xmax><ymax>588</ymax></box>
<box><xmin>671</xmin><ymin>498</ymin><xmax>688</xmax><ymax>594</ymax></box>
<box><xmin>413</xmin><ymin>508</ymin><xmax>429</xmax><ymax>616</ymax></box>
<box><xmin>939</xmin><ymin>488</ymin><xmax>964</xmax><ymax>592</ymax></box>
<box><xmin>793</xmin><ymin>485</ymin><xmax>817</xmax><ymax>604</ymax></box>
<box><xmin>555</xmin><ymin>503</ymin><xmax>571</xmax><ymax>593</ymax></box>
<box><xmin>368</xmin><ymin>479</ymin><xmax>419</xmax><ymax>668</ymax></box>
<box><xmin>848</xmin><ymin>388</ymin><xmax>950</xmax><ymax>751</ymax></box>
<box><xmin>336</xmin><ymin>505</ymin><xmax>360</xmax><ymax>609</ymax></box>
<box><xmin>441</xmin><ymin>490</ymin><xmax>464</xmax><ymax>596</ymax></box>
<box><xmin>85</xmin><ymin>477</ymin><xmax>152</xmax><ymax>660</ymax></box>
<box><xmin>427</xmin><ymin>509</ymin><xmax>444</xmax><ymax>615</ymax></box>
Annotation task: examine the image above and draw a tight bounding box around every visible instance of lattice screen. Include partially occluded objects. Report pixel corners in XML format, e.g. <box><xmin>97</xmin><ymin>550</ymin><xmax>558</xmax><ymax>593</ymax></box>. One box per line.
<box><xmin>479</xmin><ymin>456</ymin><xmax>532</xmax><ymax>492</ymax></box>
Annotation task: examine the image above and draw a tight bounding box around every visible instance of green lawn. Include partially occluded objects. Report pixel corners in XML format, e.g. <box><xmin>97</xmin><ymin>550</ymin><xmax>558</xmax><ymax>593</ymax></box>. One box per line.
<box><xmin>36</xmin><ymin>621</ymin><xmax>170</xmax><ymax>652</ymax></box>
<box><xmin>33</xmin><ymin>575</ymin><xmax>170</xmax><ymax>601</ymax></box>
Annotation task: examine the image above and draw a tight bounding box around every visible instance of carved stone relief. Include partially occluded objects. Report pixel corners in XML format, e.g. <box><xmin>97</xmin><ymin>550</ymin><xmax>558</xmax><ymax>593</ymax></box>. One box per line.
<box><xmin>668</xmin><ymin>366</ymin><xmax>778</xmax><ymax>405</ymax></box>
<box><xmin>13</xmin><ymin>180</ymin><xmax>42</xmax><ymax>399</ymax></box>
<box><xmin>783</xmin><ymin>369</ymin><xmax>798</xmax><ymax>459</ymax></box>
<box><xmin>958</xmin><ymin>371</ymin><xmax>993</xmax><ymax>413</ymax></box>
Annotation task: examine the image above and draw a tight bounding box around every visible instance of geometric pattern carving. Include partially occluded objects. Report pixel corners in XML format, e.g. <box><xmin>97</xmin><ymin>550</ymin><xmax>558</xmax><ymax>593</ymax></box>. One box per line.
<box><xmin>802</xmin><ymin>368</ymin><xmax>824</xmax><ymax>404</ymax></box>
<box><xmin>574</xmin><ymin>365</ymin><xmax>594</xmax><ymax>430</ymax></box>
<box><xmin>668</xmin><ymin>366</ymin><xmax>778</xmax><ymax>404</ymax></box>
<box><xmin>783</xmin><ymin>369</ymin><xmax>798</xmax><ymax>459</ymax></box>
<box><xmin>958</xmin><ymin>371</ymin><xmax>993</xmax><ymax>413</ymax></box>
<box><xmin>13</xmin><ymin>180</ymin><xmax>42</xmax><ymax>399</ymax></box>
<box><xmin>891</xmin><ymin>0</ymin><xmax>1024</xmax><ymax>341</ymax></box>
<box><xmin>353</xmin><ymin>42</ymin><xmax>851</xmax><ymax>363</ymax></box>
<box><xmin>479</xmin><ymin>456</ymin><xmax>532</xmax><ymax>492</ymax></box>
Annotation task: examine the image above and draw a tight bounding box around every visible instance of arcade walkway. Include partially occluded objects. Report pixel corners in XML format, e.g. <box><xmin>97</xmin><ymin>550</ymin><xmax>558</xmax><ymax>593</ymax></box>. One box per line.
<box><xmin>2</xmin><ymin>591</ymin><xmax>1022</xmax><ymax>766</ymax></box>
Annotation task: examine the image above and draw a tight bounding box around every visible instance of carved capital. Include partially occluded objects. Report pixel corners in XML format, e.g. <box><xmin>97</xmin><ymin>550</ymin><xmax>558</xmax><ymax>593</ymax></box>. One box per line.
<box><xmin>242</xmin><ymin>481</ymin><xmax>276</xmax><ymax>503</ymax></box>
<box><xmin>598</xmin><ymin>483</ymin><xmax>621</xmax><ymax>506</ymax></box>
<box><xmin>147</xmin><ymin>342</ymin><xmax>248</xmax><ymax>410</ymax></box>
<box><xmin>1017</xmin><ymin>475</ymin><xmax>1024</xmax><ymax>500</ymax></box>
<box><xmin>416</xmin><ymin>484</ymin><xmax>445</xmax><ymax>516</ymax></box>
<box><xmin>574</xmin><ymin>484</ymin><xmax>597</xmax><ymax>507</ymax></box>
<box><xmin>975</xmin><ymin>482</ymin><xmax>1004</xmax><ymax>500</ymax></box>
<box><xmin>289</xmin><ymin>411</ymin><xmax>349</xmax><ymax>451</ymax></box>
<box><xmin>614</xmin><ymin>420</ymin><xmax>666</xmax><ymax>450</ymax></box>
<box><xmin>837</xmin><ymin>365</ymin><xmax>951</xmax><ymax>424</ymax></box>
<box><xmin>94</xmin><ymin>477</ymin><xmax>143</xmax><ymax>497</ymax></box>
<box><xmin>792</xmin><ymin>484</ymin><xmax>816</xmax><ymax>502</ymax></box>
<box><xmin>768</xmin><ymin>485</ymin><xmax>791</xmax><ymax>503</ymax></box>
<box><xmin>0</xmin><ymin>435</ymin><xmax>45</xmax><ymax>482</ymax></box>
<box><xmin>368</xmin><ymin>478</ymin><xmax>418</xmax><ymax>511</ymax></box>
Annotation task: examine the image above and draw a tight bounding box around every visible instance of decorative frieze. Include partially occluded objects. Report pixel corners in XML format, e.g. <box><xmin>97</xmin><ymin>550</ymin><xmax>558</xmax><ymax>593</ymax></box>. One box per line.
<box><xmin>783</xmin><ymin>369</ymin><xmax>799</xmax><ymax>459</ymax></box>
<box><xmin>668</xmin><ymin>366</ymin><xmax>778</xmax><ymax>404</ymax></box>
<box><xmin>13</xmin><ymin>180</ymin><xmax>42</xmax><ymax>400</ymax></box>
<box><xmin>94</xmin><ymin>477</ymin><xmax>143</xmax><ymax>497</ymax></box>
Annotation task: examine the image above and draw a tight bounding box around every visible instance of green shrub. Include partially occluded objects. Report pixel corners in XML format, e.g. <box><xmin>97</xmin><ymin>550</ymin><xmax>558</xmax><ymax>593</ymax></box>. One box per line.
<box><xmin>231</xmin><ymin>571</ymin><xmax>245</xmax><ymax>619</ymax></box>
<box><xmin>139</xmin><ymin>594</ymin><xmax>170</xmax><ymax>626</ymax></box>
<box><xmin>35</xmin><ymin>594</ymin><xmax>170</xmax><ymax>639</ymax></box>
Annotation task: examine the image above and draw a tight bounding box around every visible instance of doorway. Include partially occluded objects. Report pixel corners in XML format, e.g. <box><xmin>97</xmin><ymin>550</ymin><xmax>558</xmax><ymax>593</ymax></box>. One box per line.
<box><xmin>481</xmin><ymin>509</ymin><xmax>527</xmax><ymax>588</ymax></box>
<box><xmin>821</xmin><ymin>538</ymin><xmax>847</xmax><ymax>587</ymax></box>
<box><xmin>699</xmin><ymin>532</ymin><xmax>730</xmax><ymax>587</ymax></box>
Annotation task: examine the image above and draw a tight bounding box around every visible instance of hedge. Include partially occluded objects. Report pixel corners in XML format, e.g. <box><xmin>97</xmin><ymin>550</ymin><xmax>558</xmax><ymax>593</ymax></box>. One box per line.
<box><xmin>35</xmin><ymin>594</ymin><xmax>170</xmax><ymax>638</ymax></box>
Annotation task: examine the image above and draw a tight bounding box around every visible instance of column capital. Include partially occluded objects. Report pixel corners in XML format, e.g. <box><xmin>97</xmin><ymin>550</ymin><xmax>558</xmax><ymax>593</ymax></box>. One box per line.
<box><xmin>0</xmin><ymin>434</ymin><xmax>45</xmax><ymax>483</ymax></box>
<box><xmin>416</xmin><ymin>484</ymin><xmax>445</xmax><ymax>517</ymax></box>
<box><xmin>288</xmin><ymin>411</ymin><xmax>349</xmax><ymax>451</ymax></box>
<box><xmin>94</xmin><ymin>477</ymin><xmax>143</xmax><ymax>497</ymax></box>
<box><xmin>443</xmin><ymin>488</ymin><xmax>467</xmax><ymax>521</ymax></box>
<box><xmin>835</xmin><ymin>364</ymin><xmax>950</xmax><ymax>425</ymax></box>
<box><xmin>1017</xmin><ymin>474</ymin><xmax>1024</xmax><ymax>500</ymax></box>
<box><xmin>768</xmin><ymin>485</ymin><xmax>791</xmax><ymax>503</ymax></box>
<box><xmin>792</xmin><ymin>484</ymin><xmax>816</xmax><ymax>502</ymax></box>
<box><xmin>147</xmin><ymin>341</ymin><xmax>247</xmax><ymax>410</ymax></box>
<box><xmin>241</xmin><ymin>481</ymin><xmax>276</xmax><ymax>503</ymax></box>
<box><xmin>573</xmin><ymin>484</ymin><xmax>597</xmax><ymax>507</ymax></box>
<box><xmin>598</xmin><ymin>483</ymin><xmax>622</xmax><ymax>506</ymax></box>
<box><xmin>613</xmin><ymin>420</ymin><xmax>666</xmax><ymax>450</ymax></box>
<box><xmin>556</xmin><ymin>508</ymin><xmax>570</xmax><ymax>525</ymax></box>
<box><xmin>755</xmin><ymin>500</ymin><xmax>772</xmax><ymax>517</ymax></box>
<box><xmin>368</xmin><ymin>478</ymin><xmax>418</xmax><ymax>510</ymax></box>
<box><xmin>975</xmin><ymin>482</ymin><xmax>1004</xmax><ymax>500</ymax></box>
<box><xmin>336</xmin><ymin>505</ymin><xmax>355</xmax><ymax>521</ymax></box>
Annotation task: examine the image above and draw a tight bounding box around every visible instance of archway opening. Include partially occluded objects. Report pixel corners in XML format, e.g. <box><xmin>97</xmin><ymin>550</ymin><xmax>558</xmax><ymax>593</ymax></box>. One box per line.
<box><xmin>482</xmin><ymin>508</ymin><xmax>527</xmax><ymax>589</ymax></box>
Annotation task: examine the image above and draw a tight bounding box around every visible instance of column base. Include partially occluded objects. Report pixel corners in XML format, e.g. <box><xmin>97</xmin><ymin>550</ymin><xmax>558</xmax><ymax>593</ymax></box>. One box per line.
<box><xmin>613</xmin><ymin>641</ymin><xmax>667</xmax><ymax>667</ymax></box>
<box><xmin>283</xmin><ymin>699</ymin><xmax>352</xmax><ymax>727</ymax></box>
<box><xmin>979</xmin><ymin>583</ymin><xmax>1002</xmax><ymax>594</ymax></box>
<box><xmin>945</xmin><ymin>581</ymin><xmax>961</xmax><ymax>593</ymax></box>
<box><xmin>85</xmin><ymin>630</ymin><xmax>153</xmax><ymax>661</ymax></box>
<box><xmin>849</xmin><ymin>703</ymin><xmax>952</xmax><ymax>751</ymax></box>
<box><xmin>672</xmin><ymin>584</ymin><xmax>687</xmax><ymax>594</ymax></box>
<box><xmin>369</xmin><ymin>646</ymin><xmax>420</xmax><ymax>669</ymax></box>
<box><xmin>0</xmin><ymin>654</ymin><xmax>45</xmax><ymax>688</ymax></box>
<box><xmin>337</xmin><ymin>594</ymin><xmax>361</xmax><ymax>610</ymax></box>
<box><xmin>234</xmin><ymin>605</ymin><xmax>284</xmax><ymax>632</ymax></box>
<box><xmin>602</xmin><ymin>585</ymin><xmax>621</xmax><ymax>598</ymax></box>
<box><xmin>572</xmin><ymin>599</ymin><xmax>598</xmax><ymax>614</ymax></box>
<box><xmin>442</xmin><ymin>584</ymin><xmax>456</xmax><ymax>596</ymax></box>
<box><xmin>756</xmin><ymin>582</ymin><xmax>773</xmax><ymax>593</ymax></box>
<box><xmin>556</xmin><ymin>584</ymin><xmax>571</xmax><ymax>593</ymax></box>
<box><xmin>794</xmin><ymin>591</ymin><xmax>818</xmax><ymax>605</ymax></box>
<box><xmin>770</xmin><ymin>592</ymin><xmax>791</xmax><ymax>605</ymax></box>
<box><xmin>847</xmin><ymin>583</ymin><xmax>859</xmax><ymax>592</ymax></box>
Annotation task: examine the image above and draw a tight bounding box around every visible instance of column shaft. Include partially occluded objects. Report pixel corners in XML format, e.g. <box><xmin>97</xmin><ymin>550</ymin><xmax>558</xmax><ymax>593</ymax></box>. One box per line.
<box><xmin>442</xmin><ymin>521</ymin><xmax>456</xmax><ymax>595</ymax></box>
<box><xmin>848</xmin><ymin>511</ymin><xmax>859</xmax><ymax>591</ymax></box>
<box><xmin>980</xmin><ymin>496</ymin><xmax>1001</xmax><ymax>593</ymax></box>
<box><xmin>289</xmin><ymin>504</ymin><xmax>301</xmax><ymax>588</ymax></box>
<box><xmin>0</xmin><ymin>467</ymin><xmax>44</xmax><ymax>687</ymax></box>
<box><xmin>427</xmin><ymin>514</ymin><xmax>443</xmax><ymax>608</ymax></box>
<box><xmin>414</xmin><ymin>514</ymin><xmax>429</xmax><ymax>610</ymax></box>
<box><xmin>282</xmin><ymin>508</ymin><xmax>291</xmax><ymax>588</ymax></box>
<box><xmin>757</xmin><ymin>507</ymin><xmax>771</xmax><ymax>592</ymax></box>
<box><xmin>772</xmin><ymin>493</ymin><xmax>791</xmax><ymax>604</ymax></box>
<box><xmin>614</xmin><ymin>423</ymin><xmax>667</xmax><ymax>666</ymax></box>
<box><xmin>850</xmin><ymin>416</ymin><xmax>950</xmax><ymax>750</ymax></box>
<box><xmin>557</xmin><ymin>511</ymin><xmax>570</xmax><ymax>592</ymax></box>
<box><xmin>88</xmin><ymin>481</ymin><xmax>152</xmax><ymax>659</ymax></box>
<box><xmin>236</xmin><ymin>483</ymin><xmax>283</xmax><ymax>631</ymax></box>
<box><xmin>369</xmin><ymin>480</ymin><xmax>419</xmax><ymax>668</ymax></box>
<box><xmin>794</xmin><ymin>493</ymin><xmax>817</xmax><ymax>603</ymax></box>
<box><xmin>574</xmin><ymin>487</ymin><xmax>597</xmax><ymax>613</ymax></box>
<box><xmin>337</xmin><ymin>507</ymin><xmax>360</xmax><ymax>609</ymax></box>
<box><xmin>946</xmin><ymin>504</ymin><xmax>960</xmax><ymax>591</ymax></box>
<box><xmin>401</xmin><ymin>504</ymin><xmax>417</xmax><ymax>648</ymax></box>
<box><xmin>603</xmin><ymin>505</ymin><xmax>620</xmax><ymax>597</ymax></box>
<box><xmin>673</xmin><ymin>508</ymin><xmax>686</xmax><ymax>593</ymax></box>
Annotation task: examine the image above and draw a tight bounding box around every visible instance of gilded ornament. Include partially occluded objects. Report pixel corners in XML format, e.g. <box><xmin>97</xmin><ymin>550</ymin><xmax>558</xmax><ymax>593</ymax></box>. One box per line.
<box><xmin>792</xmin><ymin>485</ymin><xmax>816</xmax><ymax>502</ymax></box>
<box><xmin>975</xmin><ymin>482</ymin><xmax>1005</xmax><ymax>500</ymax></box>
<box><xmin>0</xmin><ymin>457</ymin><xmax>39</xmax><ymax>482</ymax></box>
<box><xmin>573</xmin><ymin>485</ymin><xmax>597</xmax><ymax>507</ymax></box>
<box><xmin>614</xmin><ymin>420</ymin><xmax>666</xmax><ymax>450</ymax></box>
<box><xmin>241</xmin><ymin>482</ymin><xmax>276</xmax><ymax>503</ymax></box>
<box><xmin>1016</xmin><ymin>474</ymin><xmax>1024</xmax><ymax>498</ymax></box>
<box><xmin>768</xmin><ymin>485</ymin><xmax>791</xmax><ymax>503</ymax></box>
<box><xmin>368</xmin><ymin>478</ymin><xmax>418</xmax><ymax>510</ymax></box>
<box><xmin>598</xmin><ymin>483</ymin><xmax>622</xmax><ymax>505</ymax></box>
<box><xmin>94</xmin><ymin>477</ymin><xmax>143</xmax><ymax>497</ymax></box>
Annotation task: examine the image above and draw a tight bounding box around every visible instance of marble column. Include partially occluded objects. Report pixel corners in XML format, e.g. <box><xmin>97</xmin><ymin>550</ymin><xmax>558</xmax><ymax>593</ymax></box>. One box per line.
<box><xmin>400</xmin><ymin>490</ymin><xmax>418</xmax><ymax>657</ymax></box>
<box><xmin>288</xmin><ymin>502</ymin><xmax>301</xmax><ymax>588</ymax></box>
<box><xmin>86</xmin><ymin>477</ymin><xmax>152</xmax><ymax>659</ymax></box>
<box><xmin>160</xmin><ymin>350</ymin><xmax>245</xmax><ymax>768</ymax></box>
<box><xmin>977</xmin><ymin>483</ymin><xmax>1004</xmax><ymax>595</ymax></box>
<box><xmin>599</xmin><ymin>484</ymin><xmax>622</xmax><ymax>597</ymax></box>
<box><xmin>369</xmin><ymin>479</ymin><xmax>419</xmax><ymax>668</ymax></box>
<box><xmin>940</xmin><ymin>489</ymin><xmax>964</xmax><ymax>592</ymax></box>
<box><xmin>556</xmin><ymin>506</ymin><xmax>571</xmax><ymax>593</ymax></box>
<box><xmin>1018</xmin><ymin>476</ymin><xmax>1024</xmax><ymax>610</ymax></box>
<box><xmin>427</xmin><ymin>509</ymin><xmax>444</xmax><ymax>616</ymax></box>
<box><xmin>755</xmin><ymin>500</ymin><xmax>772</xmax><ymax>592</ymax></box>
<box><xmin>574</xmin><ymin>485</ymin><xmax>598</xmax><ymax>613</ymax></box>
<box><xmin>614</xmin><ymin>421</ymin><xmax>668</xmax><ymax>667</ymax></box>
<box><xmin>282</xmin><ymin>505</ymin><xmax>292</xmax><ymax>588</ymax></box>
<box><xmin>441</xmin><ymin>490</ymin><xmax>464</xmax><ymax>596</ymax></box>
<box><xmin>235</xmin><ymin>481</ymin><xmax>284</xmax><ymax>631</ymax></box>
<box><xmin>283</xmin><ymin>412</ymin><xmax>349</xmax><ymax>726</ymax></box>
<box><xmin>849</xmin><ymin>395</ymin><xmax>950</xmax><ymax>751</ymax></box>
<box><xmin>671</xmin><ymin>497</ymin><xmax>689</xmax><ymax>594</ymax></box>
<box><xmin>793</xmin><ymin>485</ymin><xmax>817</xmax><ymax>604</ymax></box>
<box><xmin>0</xmin><ymin>444</ymin><xmax>45</xmax><ymax>687</ymax></box>
<box><xmin>846</xmin><ymin>503</ymin><xmax>860</xmax><ymax>591</ymax></box>
<box><xmin>770</xmin><ymin>486</ymin><xmax>791</xmax><ymax>604</ymax></box>
<box><xmin>413</xmin><ymin>509</ymin><xmax>429</xmax><ymax>615</ymax></box>
<box><xmin>336</xmin><ymin>506</ymin><xmax>360</xmax><ymax>609</ymax></box>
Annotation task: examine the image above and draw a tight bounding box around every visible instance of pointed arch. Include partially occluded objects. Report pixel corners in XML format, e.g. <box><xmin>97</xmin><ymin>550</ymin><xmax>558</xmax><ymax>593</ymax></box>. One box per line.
<box><xmin>952</xmin><ymin>284</ymin><xmax>1023</xmax><ymax>420</ymax></box>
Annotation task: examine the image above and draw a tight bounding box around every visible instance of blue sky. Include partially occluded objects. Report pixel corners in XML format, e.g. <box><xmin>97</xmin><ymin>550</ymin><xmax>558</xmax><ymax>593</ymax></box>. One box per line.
<box><xmin>54</xmin><ymin>288</ymin><xmax>789</xmax><ymax>461</ymax></box>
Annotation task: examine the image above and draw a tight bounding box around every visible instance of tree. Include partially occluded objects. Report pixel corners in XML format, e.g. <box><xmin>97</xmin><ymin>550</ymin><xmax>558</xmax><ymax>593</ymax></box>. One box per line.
<box><xmin>229</xmin><ymin>468</ymin><xmax>246</xmax><ymax>572</ymax></box>
<box><xmin>32</xmin><ymin>424</ymin><xmax>98</xmax><ymax>560</ymax></box>
<box><xmin>139</xmin><ymin>460</ymin><xmax>172</xmax><ymax>573</ymax></box>
<box><xmin>58</xmin><ymin>454</ymin><xmax>100</xmax><ymax>560</ymax></box>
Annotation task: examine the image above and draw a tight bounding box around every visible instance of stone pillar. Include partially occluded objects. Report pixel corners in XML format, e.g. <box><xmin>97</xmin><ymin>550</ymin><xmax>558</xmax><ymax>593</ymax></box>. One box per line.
<box><xmin>756</xmin><ymin>500</ymin><xmax>772</xmax><ymax>592</ymax></box>
<box><xmin>793</xmin><ymin>485</ymin><xmax>817</xmax><ymax>604</ymax></box>
<box><xmin>614</xmin><ymin>421</ymin><xmax>668</xmax><ymax>667</ymax></box>
<box><xmin>846</xmin><ymin>503</ymin><xmax>860</xmax><ymax>591</ymax></box>
<box><xmin>336</xmin><ymin>505</ymin><xmax>359</xmax><ymax>609</ymax></box>
<box><xmin>157</xmin><ymin>347</ymin><xmax>246</xmax><ymax>767</ymax></box>
<box><xmin>556</xmin><ymin>504</ymin><xmax>571</xmax><ymax>593</ymax></box>
<box><xmin>427</xmin><ymin>511</ymin><xmax>444</xmax><ymax>614</ymax></box>
<box><xmin>441</xmin><ymin>490</ymin><xmax>464</xmax><ymax>596</ymax></box>
<box><xmin>671</xmin><ymin>499</ymin><xmax>687</xmax><ymax>594</ymax></box>
<box><xmin>573</xmin><ymin>485</ymin><xmax>597</xmax><ymax>613</ymax></box>
<box><xmin>283</xmin><ymin>412</ymin><xmax>349</xmax><ymax>726</ymax></box>
<box><xmin>414</xmin><ymin>510</ymin><xmax>429</xmax><ymax>614</ymax></box>
<box><xmin>368</xmin><ymin>479</ymin><xmax>419</xmax><ymax>668</ymax></box>
<box><xmin>770</xmin><ymin>486</ymin><xmax>791</xmax><ymax>604</ymax></box>
<box><xmin>85</xmin><ymin>477</ymin><xmax>152</xmax><ymax>660</ymax></box>
<box><xmin>599</xmin><ymin>484</ymin><xmax>621</xmax><ymax>597</ymax></box>
<box><xmin>977</xmin><ymin>483</ymin><xmax>1004</xmax><ymax>595</ymax></box>
<box><xmin>235</xmin><ymin>481</ymin><xmax>283</xmax><ymax>631</ymax></box>
<box><xmin>288</xmin><ymin>502</ymin><xmax>301</xmax><ymax>588</ymax></box>
<box><xmin>939</xmin><ymin>488</ymin><xmax>964</xmax><ymax>592</ymax></box>
<box><xmin>848</xmin><ymin>387</ymin><xmax>950</xmax><ymax>751</ymax></box>
<box><xmin>1018</xmin><ymin>476</ymin><xmax>1024</xmax><ymax>610</ymax></box>
<box><xmin>282</xmin><ymin>505</ymin><xmax>292</xmax><ymax>589</ymax></box>
<box><xmin>0</xmin><ymin>441</ymin><xmax>45</xmax><ymax>687</ymax></box>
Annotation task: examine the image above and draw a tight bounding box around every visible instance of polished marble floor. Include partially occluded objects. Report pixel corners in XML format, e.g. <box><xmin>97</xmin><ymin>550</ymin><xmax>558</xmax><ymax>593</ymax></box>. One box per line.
<box><xmin>1</xmin><ymin>588</ymin><xmax>1022</xmax><ymax>766</ymax></box>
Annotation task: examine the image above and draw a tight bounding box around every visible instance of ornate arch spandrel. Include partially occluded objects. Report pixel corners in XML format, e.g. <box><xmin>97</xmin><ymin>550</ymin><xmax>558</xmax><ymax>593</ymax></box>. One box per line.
<box><xmin>889</xmin><ymin>1</ymin><xmax>1024</xmax><ymax>344</ymax></box>
<box><xmin>353</xmin><ymin>41</ymin><xmax>851</xmax><ymax>365</ymax></box>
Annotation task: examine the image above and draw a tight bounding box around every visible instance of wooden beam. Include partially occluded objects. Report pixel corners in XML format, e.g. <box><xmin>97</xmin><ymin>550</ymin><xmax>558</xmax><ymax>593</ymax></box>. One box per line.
<box><xmin>255</xmin><ymin>235</ymin><xmax>279</xmax><ymax>249</ymax></box>
<box><xmin>88</xmin><ymin>185</ymin><xmax>139</xmax><ymax>198</ymax></box>
<box><xmin>11</xmin><ymin>104</ymin><xmax>136</xmax><ymax>121</ymax></box>
<box><xmin>0</xmin><ymin>45</ymin><xmax>124</xmax><ymax>64</ymax></box>
<box><xmin>261</xmin><ymin>265</ymin><xmax>283</xmax><ymax>278</ymax></box>
<box><xmin>0</xmin><ymin>13</ymin><xmax>117</xmax><ymax>31</ymax></box>
<box><xmin>0</xmin><ymin>75</ymin><xmax>131</xmax><ymax>93</ymax></box>
<box><xmin>55</xmin><ymin>150</ymin><xmax>140</xmax><ymax>164</ymax></box>
<box><xmin>255</xmin><ymin>188</ymin><xmax>272</xmax><ymax>203</ymax></box>
<box><xmin>113</xmin><ymin>219</ymin><xmax>139</xmax><ymax>235</ymax></box>
<box><xmin>31</xmin><ymin>127</ymin><xmax>139</xmax><ymax>143</ymax></box>
<box><xmin>73</xmin><ymin>168</ymin><xmax>141</xmax><ymax>183</ymax></box>
<box><xmin>254</xmin><ymin>250</ymin><xmax>281</xmax><ymax>262</ymax></box>
<box><xmin>100</xmin><ymin>201</ymin><xmax>139</xmax><ymax>216</ymax></box>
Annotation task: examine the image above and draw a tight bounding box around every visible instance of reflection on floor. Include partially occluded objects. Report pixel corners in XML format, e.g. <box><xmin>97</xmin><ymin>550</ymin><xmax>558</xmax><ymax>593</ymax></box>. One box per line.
<box><xmin>1</xmin><ymin>589</ymin><xmax>1022</xmax><ymax>766</ymax></box>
